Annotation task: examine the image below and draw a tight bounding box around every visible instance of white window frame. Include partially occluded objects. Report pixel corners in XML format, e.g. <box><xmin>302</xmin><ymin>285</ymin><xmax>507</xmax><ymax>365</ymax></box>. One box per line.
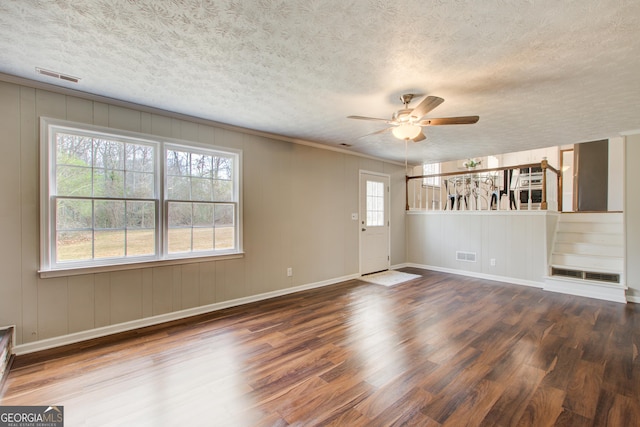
<box><xmin>39</xmin><ymin>117</ymin><xmax>243</xmax><ymax>276</ymax></box>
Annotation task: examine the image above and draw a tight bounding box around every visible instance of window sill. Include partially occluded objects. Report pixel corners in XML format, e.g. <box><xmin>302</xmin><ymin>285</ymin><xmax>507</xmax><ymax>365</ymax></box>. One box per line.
<box><xmin>38</xmin><ymin>252</ymin><xmax>245</xmax><ymax>279</ymax></box>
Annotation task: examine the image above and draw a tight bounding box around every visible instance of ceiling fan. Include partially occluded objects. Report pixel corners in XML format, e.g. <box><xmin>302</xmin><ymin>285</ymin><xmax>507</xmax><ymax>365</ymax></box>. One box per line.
<box><xmin>348</xmin><ymin>94</ymin><xmax>479</xmax><ymax>142</ymax></box>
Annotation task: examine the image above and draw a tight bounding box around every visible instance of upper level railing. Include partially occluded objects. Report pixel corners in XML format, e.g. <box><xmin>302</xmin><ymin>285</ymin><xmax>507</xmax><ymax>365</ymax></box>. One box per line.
<box><xmin>405</xmin><ymin>160</ymin><xmax>560</xmax><ymax>212</ymax></box>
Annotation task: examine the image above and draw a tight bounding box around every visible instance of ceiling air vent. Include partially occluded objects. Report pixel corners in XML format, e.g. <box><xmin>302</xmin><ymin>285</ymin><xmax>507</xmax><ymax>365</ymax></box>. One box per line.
<box><xmin>36</xmin><ymin>67</ymin><xmax>80</xmax><ymax>83</ymax></box>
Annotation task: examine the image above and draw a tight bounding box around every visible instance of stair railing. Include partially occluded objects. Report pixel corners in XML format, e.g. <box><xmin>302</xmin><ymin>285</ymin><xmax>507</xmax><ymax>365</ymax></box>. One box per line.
<box><xmin>406</xmin><ymin>160</ymin><xmax>559</xmax><ymax>212</ymax></box>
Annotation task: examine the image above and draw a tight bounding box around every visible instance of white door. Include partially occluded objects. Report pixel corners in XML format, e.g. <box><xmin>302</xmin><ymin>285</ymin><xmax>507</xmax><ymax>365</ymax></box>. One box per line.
<box><xmin>360</xmin><ymin>172</ymin><xmax>390</xmax><ymax>275</ymax></box>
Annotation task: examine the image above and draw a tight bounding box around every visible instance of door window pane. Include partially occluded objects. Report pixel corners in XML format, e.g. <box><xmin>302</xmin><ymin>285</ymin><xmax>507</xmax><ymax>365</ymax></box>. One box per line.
<box><xmin>366</xmin><ymin>181</ymin><xmax>385</xmax><ymax>226</ymax></box>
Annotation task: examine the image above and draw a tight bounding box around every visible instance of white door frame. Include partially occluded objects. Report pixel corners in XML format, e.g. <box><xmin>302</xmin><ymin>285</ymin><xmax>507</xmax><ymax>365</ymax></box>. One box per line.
<box><xmin>359</xmin><ymin>170</ymin><xmax>391</xmax><ymax>275</ymax></box>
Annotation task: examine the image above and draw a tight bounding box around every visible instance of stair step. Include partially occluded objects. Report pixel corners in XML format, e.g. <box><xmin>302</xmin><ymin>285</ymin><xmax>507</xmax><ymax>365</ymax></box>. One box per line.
<box><xmin>557</xmin><ymin>221</ymin><xmax>623</xmax><ymax>234</ymax></box>
<box><xmin>555</xmin><ymin>231</ymin><xmax>624</xmax><ymax>245</ymax></box>
<box><xmin>550</xmin><ymin>253</ymin><xmax>624</xmax><ymax>271</ymax></box>
<box><xmin>559</xmin><ymin>212</ymin><xmax>623</xmax><ymax>223</ymax></box>
<box><xmin>551</xmin><ymin>261</ymin><xmax>622</xmax><ymax>274</ymax></box>
<box><xmin>554</xmin><ymin>242</ymin><xmax>624</xmax><ymax>257</ymax></box>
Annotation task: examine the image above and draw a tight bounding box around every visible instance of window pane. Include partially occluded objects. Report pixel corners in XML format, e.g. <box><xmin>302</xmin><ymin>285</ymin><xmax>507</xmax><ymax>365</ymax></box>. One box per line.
<box><xmin>167</xmin><ymin>176</ymin><xmax>191</xmax><ymax>200</ymax></box>
<box><xmin>191</xmin><ymin>153</ymin><xmax>212</xmax><ymax>177</ymax></box>
<box><xmin>93</xmin><ymin>139</ymin><xmax>124</xmax><ymax>170</ymax></box>
<box><xmin>95</xmin><ymin>230</ymin><xmax>125</xmax><ymax>258</ymax></box>
<box><xmin>56</xmin><ymin>230</ymin><xmax>92</xmax><ymax>261</ymax></box>
<box><xmin>213</xmin><ymin>180</ymin><xmax>233</xmax><ymax>201</ymax></box>
<box><xmin>168</xmin><ymin>228</ymin><xmax>192</xmax><ymax>253</ymax></box>
<box><xmin>93</xmin><ymin>169</ymin><xmax>125</xmax><ymax>198</ymax></box>
<box><xmin>215</xmin><ymin>204</ymin><xmax>235</xmax><ymax>249</ymax></box>
<box><xmin>215</xmin><ymin>226</ymin><xmax>234</xmax><ymax>250</ymax></box>
<box><xmin>166</xmin><ymin>150</ymin><xmax>189</xmax><ymax>176</ymax></box>
<box><xmin>126</xmin><ymin>143</ymin><xmax>155</xmax><ymax>172</ymax></box>
<box><xmin>193</xmin><ymin>203</ymin><xmax>214</xmax><ymax>226</ymax></box>
<box><xmin>191</xmin><ymin>178</ymin><xmax>213</xmax><ymax>201</ymax></box>
<box><xmin>126</xmin><ymin>201</ymin><xmax>155</xmax><ymax>229</ymax></box>
<box><xmin>126</xmin><ymin>229</ymin><xmax>155</xmax><ymax>256</ymax></box>
<box><xmin>126</xmin><ymin>171</ymin><xmax>154</xmax><ymax>198</ymax></box>
<box><xmin>168</xmin><ymin>202</ymin><xmax>192</xmax><ymax>253</ymax></box>
<box><xmin>213</xmin><ymin>156</ymin><xmax>233</xmax><ymax>179</ymax></box>
<box><xmin>214</xmin><ymin>204</ymin><xmax>234</xmax><ymax>227</ymax></box>
<box><xmin>94</xmin><ymin>200</ymin><xmax>125</xmax><ymax>229</ymax></box>
<box><xmin>168</xmin><ymin>202</ymin><xmax>192</xmax><ymax>227</ymax></box>
<box><xmin>56</xmin><ymin>165</ymin><xmax>92</xmax><ymax>197</ymax></box>
<box><xmin>366</xmin><ymin>181</ymin><xmax>384</xmax><ymax>226</ymax></box>
<box><xmin>57</xmin><ymin>134</ymin><xmax>93</xmax><ymax>166</ymax></box>
<box><xmin>56</xmin><ymin>199</ymin><xmax>92</xmax><ymax>230</ymax></box>
<box><xmin>193</xmin><ymin>227</ymin><xmax>214</xmax><ymax>251</ymax></box>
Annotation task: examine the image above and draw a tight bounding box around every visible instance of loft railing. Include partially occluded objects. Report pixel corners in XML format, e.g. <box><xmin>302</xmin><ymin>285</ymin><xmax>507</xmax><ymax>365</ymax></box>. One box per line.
<box><xmin>405</xmin><ymin>160</ymin><xmax>559</xmax><ymax>212</ymax></box>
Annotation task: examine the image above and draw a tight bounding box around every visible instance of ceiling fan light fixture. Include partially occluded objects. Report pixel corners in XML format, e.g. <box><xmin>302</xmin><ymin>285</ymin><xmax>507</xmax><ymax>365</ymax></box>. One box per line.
<box><xmin>392</xmin><ymin>124</ymin><xmax>422</xmax><ymax>140</ymax></box>
<box><xmin>393</xmin><ymin>109</ymin><xmax>413</xmax><ymax>123</ymax></box>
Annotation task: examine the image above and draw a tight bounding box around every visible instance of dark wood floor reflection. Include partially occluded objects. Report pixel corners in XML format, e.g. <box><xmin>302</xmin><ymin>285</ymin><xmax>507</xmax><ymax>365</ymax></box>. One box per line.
<box><xmin>2</xmin><ymin>269</ymin><xmax>639</xmax><ymax>426</ymax></box>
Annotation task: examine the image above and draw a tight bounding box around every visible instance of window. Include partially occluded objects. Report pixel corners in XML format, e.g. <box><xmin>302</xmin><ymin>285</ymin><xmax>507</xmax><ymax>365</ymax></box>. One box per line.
<box><xmin>165</xmin><ymin>145</ymin><xmax>236</xmax><ymax>254</ymax></box>
<box><xmin>40</xmin><ymin>118</ymin><xmax>241</xmax><ymax>272</ymax></box>
<box><xmin>423</xmin><ymin>162</ymin><xmax>441</xmax><ymax>187</ymax></box>
<box><xmin>366</xmin><ymin>180</ymin><xmax>385</xmax><ymax>226</ymax></box>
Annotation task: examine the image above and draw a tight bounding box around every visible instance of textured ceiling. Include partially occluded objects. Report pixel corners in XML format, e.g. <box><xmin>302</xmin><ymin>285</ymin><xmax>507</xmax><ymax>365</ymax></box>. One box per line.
<box><xmin>1</xmin><ymin>0</ymin><xmax>640</xmax><ymax>164</ymax></box>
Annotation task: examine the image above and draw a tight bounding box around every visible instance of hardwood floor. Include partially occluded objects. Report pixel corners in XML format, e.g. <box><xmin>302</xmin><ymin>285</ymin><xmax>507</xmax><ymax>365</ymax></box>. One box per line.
<box><xmin>2</xmin><ymin>269</ymin><xmax>639</xmax><ymax>426</ymax></box>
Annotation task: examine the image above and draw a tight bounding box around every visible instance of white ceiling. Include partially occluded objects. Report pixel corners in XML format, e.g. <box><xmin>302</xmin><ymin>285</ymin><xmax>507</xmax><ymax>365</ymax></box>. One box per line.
<box><xmin>1</xmin><ymin>0</ymin><xmax>640</xmax><ymax>164</ymax></box>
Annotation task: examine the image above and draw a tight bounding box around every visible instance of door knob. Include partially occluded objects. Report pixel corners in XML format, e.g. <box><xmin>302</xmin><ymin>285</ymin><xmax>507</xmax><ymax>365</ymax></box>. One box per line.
<box><xmin>362</xmin><ymin>228</ymin><xmax>366</xmax><ymax>231</ymax></box>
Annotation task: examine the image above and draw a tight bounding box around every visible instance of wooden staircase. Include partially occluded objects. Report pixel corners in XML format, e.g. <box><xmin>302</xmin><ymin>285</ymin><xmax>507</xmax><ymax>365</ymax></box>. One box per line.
<box><xmin>544</xmin><ymin>212</ymin><xmax>627</xmax><ymax>303</ymax></box>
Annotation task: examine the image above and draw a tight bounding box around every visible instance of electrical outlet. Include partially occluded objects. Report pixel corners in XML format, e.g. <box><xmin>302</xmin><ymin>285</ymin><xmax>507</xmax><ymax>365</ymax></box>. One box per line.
<box><xmin>287</xmin><ymin>267</ymin><xmax>293</xmax><ymax>277</ymax></box>
<box><xmin>490</xmin><ymin>258</ymin><xmax>496</xmax><ymax>267</ymax></box>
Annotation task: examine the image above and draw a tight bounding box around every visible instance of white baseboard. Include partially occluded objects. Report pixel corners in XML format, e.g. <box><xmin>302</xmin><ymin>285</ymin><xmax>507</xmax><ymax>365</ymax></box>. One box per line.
<box><xmin>627</xmin><ymin>295</ymin><xmax>640</xmax><ymax>303</ymax></box>
<box><xmin>405</xmin><ymin>263</ymin><xmax>544</xmax><ymax>289</ymax></box>
<box><xmin>405</xmin><ymin>263</ymin><xmax>630</xmax><ymax>304</ymax></box>
<box><xmin>390</xmin><ymin>263</ymin><xmax>411</xmax><ymax>271</ymax></box>
<box><xmin>13</xmin><ymin>273</ymin><xmax>360</xmax><ymax>356</ymax></box>
<box><xmin>543</xmin><ymin>276</ymin><xmax>628</xmax><ymax>304</ymax></box>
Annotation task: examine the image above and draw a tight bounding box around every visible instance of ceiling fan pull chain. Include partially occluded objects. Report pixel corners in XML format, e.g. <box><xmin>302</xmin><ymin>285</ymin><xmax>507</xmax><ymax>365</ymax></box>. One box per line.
<box><xmin>405</xmin><ymin>139</ymin><xmax>408</xmax><ymax>174</ymax></box>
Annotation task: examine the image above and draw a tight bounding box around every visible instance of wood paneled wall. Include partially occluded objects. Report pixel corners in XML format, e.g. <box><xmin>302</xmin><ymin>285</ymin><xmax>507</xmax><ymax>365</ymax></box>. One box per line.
<box><xmin>0</xmin><ymin>80</ymin><xmax>406</xmax><ymax>346</ymax></box>
<box><xmin>406</xmin><ymin>211</ymin><xmax>559</xmax><ymax>285</ymax></box>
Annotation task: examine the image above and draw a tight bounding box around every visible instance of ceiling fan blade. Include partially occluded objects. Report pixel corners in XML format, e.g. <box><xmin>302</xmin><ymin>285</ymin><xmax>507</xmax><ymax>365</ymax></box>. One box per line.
<box><xmin>410</xmin><ymin>96</ymin><xmax>444</xmax><ymax>120</ymax></box>
<box><xmin>357</xmin><ymin>127</ymin><xmax>393</xmax><ymax>139</ymax></box>
<box><xmin>419</xmin><ymin>116</ymin><xmax>479</xmax><ymax>126</ymax></box>
<box><xmin>412</xmin><ymin>131</ymin><xmax>426</xmax><ymax>142</ymax></box>
<box><xmin>347</xmin><ymin>115</ymin><xmax>393</xmax><ymax>123</ymax></box>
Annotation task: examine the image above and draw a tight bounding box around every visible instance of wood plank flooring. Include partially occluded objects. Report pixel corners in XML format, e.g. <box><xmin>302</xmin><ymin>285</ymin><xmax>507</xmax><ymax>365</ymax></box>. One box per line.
<box><xmin>2</xmin><ymin>269</ymin><xmax>639</xmax><ymax>426</ymax></box>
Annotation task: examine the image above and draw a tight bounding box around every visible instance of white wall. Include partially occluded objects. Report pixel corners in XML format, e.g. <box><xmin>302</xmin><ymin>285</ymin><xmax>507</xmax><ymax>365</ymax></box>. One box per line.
<box><xmin>502</xmin><ymin>146</ymin><xmax>559</xmax><ymax>169</ymax></box>
<box><xmin>0</xmin><ymin>80</ymin><xmax>406</xmax><ymax>346</ymax></box>
<box><xmin>609</xmin><ymin>136</ymin><xmax>624</xmax><ymax>211</ymax></box>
